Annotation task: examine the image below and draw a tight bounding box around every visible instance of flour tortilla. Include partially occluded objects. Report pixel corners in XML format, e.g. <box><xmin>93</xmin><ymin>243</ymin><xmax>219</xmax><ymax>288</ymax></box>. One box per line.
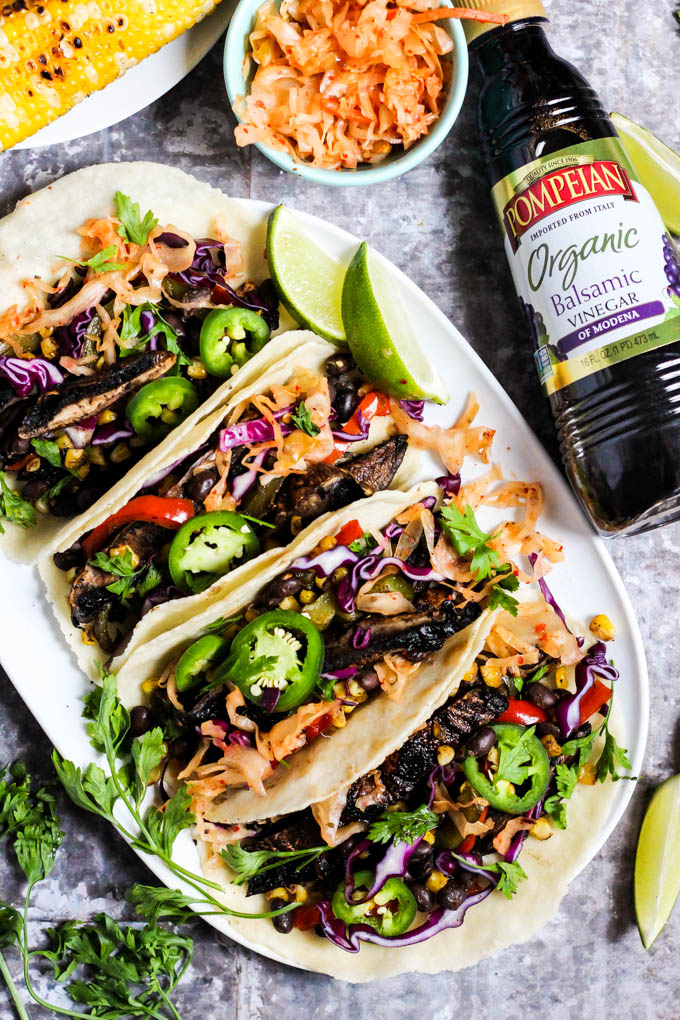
<box><xmin>0</xmin><ymin>161</ymin><xmax>296</xmax><ymax>562</ymax></box>
<box><xmin>198</xmin><ymin>751</ymin><xmax>618</xmax><ymax>981</ymax></box>
<box><xmin>114</xmin><ymin>483</ymin><xmax>441</xmax><ymax>707</ymax></box>
<box><xmin>38</xmin><ymin>334</ymin><xmax>419</xmax><ymax>681</ymax></box>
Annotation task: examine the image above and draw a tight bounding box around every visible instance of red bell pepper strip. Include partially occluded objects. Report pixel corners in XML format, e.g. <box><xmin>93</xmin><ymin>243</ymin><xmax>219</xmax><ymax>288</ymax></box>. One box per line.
<box><xmin>459</xmin><ymin>835</ymin><xmax>477</xmax><ymax>854</ymax></box>
<box><xmin>578</xmin><ymin>678</ymin><xmax>612</xmax><ymax>725</ymax></box>
<box><xmin>293</xmin><ymin>904</ymin><xmax>322</xmax><ymax>930</ymax></box>
<box><xmin>343</xmin><ymin>391</ymin><xmax>391</xmax><ymax>436</ymax></box>
<box><xmin>497</xmin><ymin>698</ymin><xmax>547</xmax><ymax>726</ymax></box>
<box><xmin>82</xmin><ymin>495</ymin><xmax>195</xmax><ymax>559</ymax></box>
<box><xmin>304</xmin><ymin>713</ymin><xmax>334</xmax><ymax>744</ymax></box>
<box><xmin>335</xmin><ymin>518</ymin><xmax>364</xmax><ymax>547</ymax></box>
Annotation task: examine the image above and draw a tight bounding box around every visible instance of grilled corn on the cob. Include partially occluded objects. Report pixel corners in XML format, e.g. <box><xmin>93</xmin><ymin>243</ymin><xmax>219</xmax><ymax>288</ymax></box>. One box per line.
<box><xmin>0</xmin><ymin>0</ymin><xmax>222</xmax><ymax>150</ymax></box>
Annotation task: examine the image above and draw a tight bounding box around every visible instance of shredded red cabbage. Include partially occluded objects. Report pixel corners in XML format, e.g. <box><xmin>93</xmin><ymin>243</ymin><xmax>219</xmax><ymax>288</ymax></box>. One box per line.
<box><xmin>555</xmin><ymin>641</ymin><xmax>618</xmax><ymax>739</ymax></box>
<box><xmin>0</xmin><ymin>355</ymin><xmax>63</xmax><ymax>396</ymax></box>
<box><xmin>219</xmin><ymin>406</ymin><xmax>294</xmax><ymax>452</ymax></box>
<box><xmin>504</xmin><ymin>796</ymin><xmax>545</xmax><ymax>863</ymax></box>
<box><xmin>231</xmin><ymin>448</ymin><xmax>268</xmax><ymax>502</ymax></box>
<box><xmin>91</xmin><ymin>421</ymin><xmax>134</xmax><ymax>446</ymax></box>
<box><xmin>140</xmin><ymin>585</ymin><xmax>184</xmax><ymax>617</ymax></box>
<box><xmin>398</xmin><ymin>400</ymin><xmax>425</xmax><ymax>421</ymax></box>
<box><xmin>316</xmin><ymin>883</ymin><xmax>495</xmax><ymax>952</ymax></box>
<box><xmin>290</xmin><ymin>545</ymin><xmax>359</xmax><ymax>577</ymax></box>
<box><xmin>261</xmin><ymin>688</ymin><xmax>281</xmax><ymax>713</ymax></box>
<box><xmin>320</xmin><ymin>667</ymin><xmax>357</xmax><ymax>680</ymax></box>
<box><xmin>384</xmin><ymin>521</ymin><xmax>404</xmax><ymax>539</ymax></box>
<box><xmin>352</xmin><ymin>625</ymin><xmax>372</xmax><ymax>649</ymax></box>
<box><xmin>227</xmin><ymin>730</ymin><xmax>253</xmax><ymax>748</ymax></box>
<box><xmin>344</xmin><ymin>837</ymin><xmax>421</xmax><ymax>905</ymax></box>
<box><xmin>331</xmin><ymin>409</ymin><xmax>370</xmax><ymax>443</ymax></box>
<box><xmin>436</xmin><ymin>474</ymin><xmax>461</xmax><ymax>496</ymax></box>
<box><xmin>56</xmin><ymin>307</ymin><xmax>96</xmax><ymax>359</ymax></box>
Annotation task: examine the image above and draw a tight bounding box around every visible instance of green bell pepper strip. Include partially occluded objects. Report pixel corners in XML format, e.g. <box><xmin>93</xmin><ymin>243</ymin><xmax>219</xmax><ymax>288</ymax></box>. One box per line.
<box><xmin>215</xmin><ymin>609</ymin><xmax>324</xmax><ymax>714</ymax></box>
<box><xmin>175</xmin><ymin>635</ymin><xmax>229</xmax><ymax>692</ymax></box>
<box><xmin>332</xmin><ymin>871</ymin><xmax>417</xmax><ymax>937</ymax></box>
<box><xmin>199</xmin><ymin>308</ymin><xmax>270</xmax><ymax>378</ymax></box>
<box><xmin>462</xmin><ymin>723</ymin><xmax>550</xmax><ymax>815</ymax></box>
<box><xmin>168</xmin><ymin>510</ymin><xmax>261</xmax><ymax>595</ymax></box>
<box><xmin>126</xmin><ymin>377</ymin><xmax>198</xmax><ymax>442</ymax></box>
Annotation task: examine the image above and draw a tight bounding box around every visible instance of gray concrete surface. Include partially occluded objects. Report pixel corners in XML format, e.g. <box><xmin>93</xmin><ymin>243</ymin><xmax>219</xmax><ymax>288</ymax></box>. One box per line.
<box><xmin>1</xmin><ymin>2</ymin><xmax>679</xmax><ymax>1017</ymax></box>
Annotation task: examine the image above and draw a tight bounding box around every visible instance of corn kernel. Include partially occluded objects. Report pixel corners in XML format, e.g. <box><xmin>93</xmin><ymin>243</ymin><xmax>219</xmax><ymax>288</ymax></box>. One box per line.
<box><xmin>299</xmin><ymin>589</ymin><xmax>315</xmax><ymax>605</ymax></box>
<box><xmin>244</xmin><ymin>607</ymin><xmax>260</xmax><ymax>622</ymax></box>
<box><xmin>65</xmin><ymin>449</ymin><xmax>87</xmax><ymax>470</ymax></box>
<box><xmin>332</xmin><ymin>707</ymin><xmax>346</xmax><ymax>728</ymax></box>
<box><xmin>25</xmin><ymin>456</ymin><xmax>41</xmax><ymax>472</ymax></box>
<box><xmin>96</xmin><ymin>356</ymin><xmax>106</xmax><ymax>371</ymax></box>
<box><xmin>34</xmin><ymin>496</ymin><xmax>50</xmax><ymax>514</ymax></box>
<box><xmin>130</xmin><ymin>435</ymin><xmax>146</xmax><ymax>448</ymax></box>
<box><xmin>333</xmin><ymin>681</ymin><xmax>347</xmax><ymax>699</ymax></box>
<box><xmin>387</xmin><ymin>801</ymin><xmax>406</xmax><ymax>812</ymax></box>
<box><xmin>555</xmin><ymin>666</ymin><xmax>569</xmax><ymax>689</ymax></box>
<box><xmin>87</xmin><ymin>446</ymin><xmax>107</xmax><ymax>466</ymax></box>
<box><xmin>187</xmin><ymin>359</ymin><xmax>207</xmax><ymax>380</ymax></box>
<box><xmin>39</xmin><ymin>327</ymin><xmax>54</xmax><ymax>340</ymax></box>
<box><xmin>343</xmin><ymin>702</ymin><xmax>358</xmax><ymax>715</ymax></box>
<box><xmin>590</xmin><ymin>614</ymin><xmax>616</xmax><ymax>642</ymax></box>
<box><xmin>286</xmin><ymin>884</ymin><xmax>307</xmax><ymax>903</ymax></box>
<box><xmin>279</xmin><ymin>596</ymin><xmax>300</xmax><ymax>612</ymax></box>
<box><xmin>496</xmin><ymin>779</ymin><xmax>515</xmax><ymax>798</ymax></box>
<box><xmin>97</xmin><ymin>409</ymin><xmax>117</xmax><ymax>425</ymax></box>
<box><xmin>110</xmin><ymin>442</ymin><xmax>131</xmax><ymax>464</ymax></box>
<box><xmin>462</xmin><ymin>664</ymin><xmax>478</xmax><ymax>685</ymax></box>
<box><xmin>142</xmin><ymin>678</ymin><xmax>160</xmax><ymax>693</ymax></box>
<box><xmin>320</xmin><ymin>535</ymin><xmax>337</xmax><ymax>552</ymax></box>
<box><xmin>290</xmin><ymin>515</ymin><xmax>303</xmax><ymax>535</ymax></box>
<box><xmin>315</xmin><ymin>576</ymin><xmax>327</xmax><ymax>589</ymax></box>
<box><xmin>481</xmin><ymin>661</ymin><xmax>503</xmax><ymax>688</ymax></box>
<box><xmin>74</xmin><ymin>462</ymin><xmax>90</xmax><ymax>480</ymax></box>
<box><xmin>432</xmin><ymin>720</ymin><xmax>442</xmax><ymax>739</ymax></box>
<box><xmin>540</xmin><ymin>734</ymin><xmax>563</xmax><ymax>758</ymax></box>
<box><xmin>530</xmin><ymin>817</ymin><xmax>553</xmax><ymax>841</ymax></box>
<box><xmin>265</xmin><ymin>887</ymin><xmax>290</xmax><ymax>902</ymax></box>
<box><xmin>81</xmin><ymin>630</ymin><xmax>98</xmax><ymax>646</ymax></box>
<box><xmin>422</xmin><ymin>830</ymin><xmax>435</xmax><ymax>845</ymax></box>
<box><xmin>347</xmin><ymin>680</ymin><xmax>367</xmax><ymax>701</ymax></box>
<box><xmin>331</xmin><ymin>566</ymin><xmax>348</xmax><ymax>583</ymax></box>
<box><xmin>578</xmin><ymin>762</ymin><xmax>597</xmax><ymax>786</ymax></box>
<box><xmin>425</xmin><ymin>870</ymin><xmax>447</xmax><ymax>893</ymax></box>
<box><xmin>40</xmin><ymin>336</ymin><xmax>59</xmax><ymax>359</ymax></box>
<box><xmin>437</xmin><ymin>744</ymin><xmax>455</xmax><ymax>766</ymax></box>
<box><xmin>110</xmin><ymin>545</ymin><xmax>140</xmax><ymax>569</ymax></box>
<box><xmin>160</xmin><ymin>408</ymin><xmax>179</xmax><ymax>426</ymax></box>
<box><xmin>65</xmin><ymin>567</ymin><xmax>78</xmax><ymax>584</ymax></box>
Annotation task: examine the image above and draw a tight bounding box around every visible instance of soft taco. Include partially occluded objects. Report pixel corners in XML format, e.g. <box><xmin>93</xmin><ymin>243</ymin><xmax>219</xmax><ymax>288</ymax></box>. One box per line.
<box><xmin>39</xmin><ymin>333</ymin><xmax>428</xmax><ymax>677</ymax></box>
<box><xmin>0</xmin><ymin>162</ymin><xmax>287</xmax><ymax>562</ymax></box>
<box><xmin>195</xmin><ymin>603</ymin><xmax>622</xmax><ymax>982</ymax></box>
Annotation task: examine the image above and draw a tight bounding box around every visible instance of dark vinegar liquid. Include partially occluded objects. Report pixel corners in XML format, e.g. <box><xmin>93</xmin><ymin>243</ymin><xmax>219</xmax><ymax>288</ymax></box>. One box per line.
<box><xmin>472</xmin><ymin>18</ymin><xmax>680</xmax><ymax>536</ymax></box>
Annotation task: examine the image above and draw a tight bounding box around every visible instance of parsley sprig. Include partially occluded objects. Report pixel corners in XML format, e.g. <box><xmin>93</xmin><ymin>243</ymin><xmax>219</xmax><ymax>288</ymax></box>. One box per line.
<box><xmin>290</xmin><ymin>401</ymin><xmax>320</xmax><ymax>437</ymax></box>
<box><xmin>221</xmin><ymin>843</ymin><xmax>328</xmax><ymax>886</ymax></box>
<box><xmin>451</xmin><ymin>852</ymin><xmax>527</xmax><ymax>900</ymax></box>
<box><xmin>120</xmin><ymin>303</ymin><xmax>190</xmax><ymax>367</ymax></box>
<box><xmin>439</xmin><ymin>506</ymin><xmax>519</xmax><ymax>614</ymax></box>
<box><xmin>114</xmin><ymin>192</ymin><xmax>158</xmax><ymax>247</ymax></box>
<box><xmin>368</xmin><ymin>805</ymin><xmax>439</xmax><ymax>846</ymax></box>
<box><xmin>90</xmin><ymin>548</ymin><xmax>163</xmax><ymax>602</ymax></box>
<box><xmin>0</xmin><ymin>474</ymin><xmax>36</xmax><ymax>533</ymax></box>
<box><xmin>59</xmin><ymin>244</ymin><xmax>128</xmax><ymax>274</ymax></box>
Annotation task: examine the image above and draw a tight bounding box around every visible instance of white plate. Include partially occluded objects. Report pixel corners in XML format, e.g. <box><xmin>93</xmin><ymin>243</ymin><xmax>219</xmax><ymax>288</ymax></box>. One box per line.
<box><xmin>1</xmin><ymin>200</ymin><xmax>649</xmax><ymax>973</ymax></box>
<box><xmin>15</xmin><ymin>4</ymin><xmax>235</xmax><ymax>150</ymax></box>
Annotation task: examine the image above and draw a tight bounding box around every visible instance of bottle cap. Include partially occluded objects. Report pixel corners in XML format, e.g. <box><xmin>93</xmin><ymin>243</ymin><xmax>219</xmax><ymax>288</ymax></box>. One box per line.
<box><xmin>461</xmin><ymin>0</ymin><xmax>547</xmax><ymax>44</ymax></box>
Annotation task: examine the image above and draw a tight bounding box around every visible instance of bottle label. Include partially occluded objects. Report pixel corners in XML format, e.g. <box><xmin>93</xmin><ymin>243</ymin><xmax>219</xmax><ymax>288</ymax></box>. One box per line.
<box><xmin>491</xmin><ymin>137</ymin><xmax>680</xmax><ymax>394</ymax></box>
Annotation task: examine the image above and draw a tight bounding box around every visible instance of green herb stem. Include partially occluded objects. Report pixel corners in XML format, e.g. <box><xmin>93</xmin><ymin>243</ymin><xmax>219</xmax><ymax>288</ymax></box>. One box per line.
<box><xmin>0</xmin><ymin>950</ymin><xmax>31</xmax><ymax>1020</ymax></box>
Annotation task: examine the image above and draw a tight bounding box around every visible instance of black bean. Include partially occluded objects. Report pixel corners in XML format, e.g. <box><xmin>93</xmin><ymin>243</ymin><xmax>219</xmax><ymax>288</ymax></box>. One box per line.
<box><xmin>410</xmin><ymin>839</ymin><xmax>433</xmax><ymax>863</ymax></box>
<box><xmin>325</xmin><ymin>353</ymin><xmax>355</xmax><ymax>377</ymax></box>
<box><xmin>536</xmin><ymin>721</ymin><xmax>561</xmax><ymax>739</ymax></box>
<box><xmin>271</xmin><ymin>899</ymin><xmax>294</xmax><ymax>934</ymax></box>
<box><xmin>21</xmin><ymin>478</ymin><xmax>50</xmax><ymax>502</ymax></box>
<box><xmin>408</xmin><ymin>852</ymin><xmax>433</xmax><ymax>880</ymax></box>
<box><xmin>408</xmin><ymin>882</ymin><xmax>434</xmax><ymax>913</ymax></box>
<box><xmin>465</xmin><ymin>726</ymin><xmax>497</xmax><ymax>757</ymax></box>
<box><xmin>129</xmin><ymin>706</ymin><xmax>154</xmax><ymax>736</ymax></box>
<box><xmin>257</xmin><ymin>574</ymin><xmax>303</xmax><ymax>608</ymax></box>
<box><xmin>525</xmin><ymin>682</ymin><xmax>557</xmax><ymax>710</ymax></box>
<box><xmin>570</xmin><ymin>722</ymin><xmax>592</xmax><ymax>741</ymax></box>
<box><xmin>186</xmin><ymin>469</ymin><xmax>218</xmax><ymax>503</ymax></box>
<box><xmin>53</xmin><ymin>541</ymin><xmax>84</xmax><ymax>571</ymax></box>
<box><xmin>170</xmin><ymin>737</ymin><xmax>191</xmax><ymax>759</ymax></box>
<box><xmin>357</xmin><ymin>669</ymin><xmax>380</xmax><ymax>693</ymax></box>
<box><xmin>7</xmin><ymin>434</ymin><xmax>30</xmax><ymax>456</ymax></box>
<box><xmin>437</xmin><ymin>882</ymin><xmax>466</xmax><ymax>911</ymax></box>
<box><xmin>333</xmin><ymin>385</ymin><xmax>359</xmax><ymax>424</ymax></box>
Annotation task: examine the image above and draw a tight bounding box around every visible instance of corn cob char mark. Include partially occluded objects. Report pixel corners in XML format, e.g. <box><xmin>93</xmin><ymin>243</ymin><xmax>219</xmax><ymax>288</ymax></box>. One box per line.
<box><xmin>0</xmin><ymin>0</ymin><xmax>223</xmax><ymax>150</ymax></box>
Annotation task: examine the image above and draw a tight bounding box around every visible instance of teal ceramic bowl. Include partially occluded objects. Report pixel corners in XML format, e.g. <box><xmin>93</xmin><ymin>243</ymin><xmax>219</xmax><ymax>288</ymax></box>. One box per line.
<box><xmin>223</xmin><ymin>1</ymin><xmax>469</xmax><ymax>186</ymax></box>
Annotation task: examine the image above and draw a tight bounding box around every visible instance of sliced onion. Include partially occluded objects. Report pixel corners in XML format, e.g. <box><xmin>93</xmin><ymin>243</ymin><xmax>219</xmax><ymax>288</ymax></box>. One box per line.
<box><xmin>231</xmin><ymin>448</ymin><xmax>268</xmax><ymax>502</ymax></box>
<box><xmin>65</xmin><ymin>415</ymin><xmax>97</xmax><ymax>448</ymax></box>
<box><xmin>91</xmin><ymin>421</ymin><xmax>134</xmax><ymax>446</ymax></box>
<box><xmin>290</xmin><ymin>545</ymin><xmax>359</xmax><ymax>577</ymax></box>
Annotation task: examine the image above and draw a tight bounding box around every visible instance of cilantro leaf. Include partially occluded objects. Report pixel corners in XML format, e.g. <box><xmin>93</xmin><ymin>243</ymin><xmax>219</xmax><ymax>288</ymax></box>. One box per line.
<box><xmin>126</xmin><ymin>884</ymin><xmax>200</xmax><ymax>926</ymax></box>
<box><xmin>30</xmin><ymin>437</ymin><xmax>63</xmax><ymax>469</ymax></box>
<box><xmin>555</xmin><ymin>761</ymin><xmax>578</xmax><ymax>800</ymax></box>
<box><xmin>290</xmin><ymin>401</ymin><xmax>320</xmax><ymax>437</ymax></box>
<box><xmin>368</xmin><ymin>805</ymin><xmax>439</xmax><ymax>846</ymax></box>
<box><xmin>114</xmin><ymin>191</ymin><xmax>158</xmax><ymax>246</ymax></box>
<box><xmin>439</xmin><ymin>503</ymin><xmax>500</xmax><ymax>580</ymax></box>
<box><xmin>316</xmin><ymin>675</ymin><xmax>338</xmax><ymax>702</ymax></box>
<box><xmin>221</xmin><ymin>842</ymin><xmax>327</xmax><ymax>886</ymax></box>
<box><xmin>90</xmin><ymin>548</ymin><xmax>163</xmax><ymax>602</ymax></box>
<box><xmin>45</xmin><ymin>475</ymin><xmax>73</xmax><ymax>502</ymax></box>
<box><xmin>495</xmin><ymin>725</ymin><xmax>540</xmax><ymax>786</ymax></box>
<box><xmin>0</xmin><ymin>473</ymin><xmax>36</xmax><ymax>532</ymax></box>
<box><xmin>203</xmin><ymin>614</ymin><xmax>242</xmax><ymax>635</ymax></box>
<box><xmin>348</xmin><ymin>532</ymin><xmax>378</xmax><ymax>554</ymax></box>
<box><xmin>60</xmin><ymin>244</ymin><xmax>127</xmax><ymax>274</ymax></box>
<box><xmin>514</xmin><ymin>661</ymin><xmax>549</xmax><ymax>696</ymax></box>
<box><xmin>596</xmin><ymin>725</ymin><xmax>632</xmax><ymax>783</ymax></box>
<box><xmin>451</xmin><ymin>852</ymin><xmax>527</xmax><ymax>899</ymax></box>
<box><xmin>561</xmin><ymin>731</ymin><xmax>596</xmax><ymax>769</ymax></box>
<box><xmin>487</xmin><ymin>574</ymin><xmax>520</xmax><ymax>616</ymax></box>
<box><xmin>543</xmin><ymin>795</ymin><xmax>567</xmax><ymax>830</ymax></box>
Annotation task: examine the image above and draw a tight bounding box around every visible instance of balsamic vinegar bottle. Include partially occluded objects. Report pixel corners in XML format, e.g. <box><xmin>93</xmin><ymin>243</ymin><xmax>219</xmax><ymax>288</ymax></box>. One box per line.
<box><xmin>466</xmin><ymin>0</ymin><xmax>680</xmax><ymax>535</ymax></box>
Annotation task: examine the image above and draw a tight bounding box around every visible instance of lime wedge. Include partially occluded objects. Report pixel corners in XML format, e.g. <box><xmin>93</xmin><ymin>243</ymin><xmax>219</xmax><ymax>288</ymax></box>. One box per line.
<box><xmin>611</xmin><ymin>112</ymin><xmax>680</xmax><ymax>234</ymax></box>
<box><xmin>266</xmin><ymin>205</ymin><xmax>346</xmax><ymax>343</ymax></box>
<box><xmin>341</xmin><ymin>242</ymin><xmax>447</xmax><ymax>404</ymax></box>
<box><xmin>634</xmin><ymin>773</ymin><xmax>680</xmax><ymax>949</ymax></box>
